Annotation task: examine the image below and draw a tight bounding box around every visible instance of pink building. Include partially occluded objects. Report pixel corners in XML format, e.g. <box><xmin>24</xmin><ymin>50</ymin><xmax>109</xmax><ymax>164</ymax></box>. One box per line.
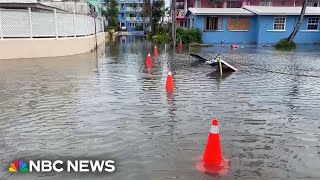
<box><xmin>175</xmin><ymin>0</ymin><xmax>320</xmax><ymax>27</ymax></box>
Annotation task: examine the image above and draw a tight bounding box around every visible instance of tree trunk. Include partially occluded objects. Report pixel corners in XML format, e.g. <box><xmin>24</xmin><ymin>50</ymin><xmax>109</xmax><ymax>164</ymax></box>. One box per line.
<box><xmin>142</xmin><ymin>0</ymin><xmax>146</xmax><ymax>32</ymax></box>
<box><xmin>288</xmin><ymin>0</ymin><xmax>307</xmax><ymax>43</ymax></box>
<box><xmin>172</xmin><ymin>0</ymin><xmax>176</xmax><ymax>46</ymax></box>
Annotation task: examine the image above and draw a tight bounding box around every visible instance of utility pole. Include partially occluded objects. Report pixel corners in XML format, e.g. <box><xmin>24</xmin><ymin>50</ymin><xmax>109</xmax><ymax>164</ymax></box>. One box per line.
<box><xmin>171</xmin><ymin>0</ymin><xmax>176</xmax><ymax>46</ymax></box>
<box><xmin>151</xmin><ymin>0</ymin><xmax>154</xmax><ymax>34</ymax></box>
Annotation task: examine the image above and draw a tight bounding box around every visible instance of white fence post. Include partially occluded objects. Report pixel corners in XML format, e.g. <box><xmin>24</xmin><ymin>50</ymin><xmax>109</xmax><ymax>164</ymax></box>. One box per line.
<box><xmin>85</xmin><ymin>16</ymin><xmax>88</xmax><ymax>36</ymax></box>
<box><xmin>101</xmin><ymin>19</ymin><xmax>103</xmax><ymax>32</ymax></box>
<box><xmin>0</xmin><ymin>10</ymin><xmax>3</xmax><ymax>39</ymax></box>
<box><xmin>84</xmin><ymin>8</ymin><xmax>87</xmax><ymax>35</ymax></box>
<box><xmin>54</xmin><ymin>9</ymin><xmax>58</xmax><ymax>38</ymax></box>
<box><xmin>73</xmin><ymin>12</ymin><xmax>76</xmax><ymax>37</ymax></box>
<box><xmin>28</xmin><ymin>8</ymin><xmax>33</xmax><ymax>38</ymax></box>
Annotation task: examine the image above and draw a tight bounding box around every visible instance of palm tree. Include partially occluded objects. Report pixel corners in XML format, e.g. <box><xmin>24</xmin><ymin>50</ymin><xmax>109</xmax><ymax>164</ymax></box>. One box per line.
<box><xmin>142</xmin><ymin>0</ymin><xmax>151</xmax><ymax>32</ymax></box>
<box><xmin>288</xmin><ymin>0</ymin><xmax>307</xmax><ymax>43</ymax></box>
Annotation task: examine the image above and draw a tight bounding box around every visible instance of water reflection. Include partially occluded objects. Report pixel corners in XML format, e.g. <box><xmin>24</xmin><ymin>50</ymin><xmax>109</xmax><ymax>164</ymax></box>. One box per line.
<box><xmin>0</xmin><ymin>36</ymin><xmax>320</xmax><ymax>179</ymax></box>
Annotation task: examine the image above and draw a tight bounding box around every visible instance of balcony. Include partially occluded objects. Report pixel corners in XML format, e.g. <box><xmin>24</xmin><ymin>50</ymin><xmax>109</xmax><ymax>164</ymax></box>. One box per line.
<box><xmin>176</xmin><ymin>9</ymin><xmax>187</xmax><ymax>18</ymax></box>
<box><xmin>125</xmin><ymin>7</ymin><xmax>142</xmax><ymax>11</ymax></box>
<box><xmin>119</xmin><ymin>7</ymin><xmax>142</xmax><ymax>12</ymax></box>
<box><xmin>122</xmin><ymin>17</ymin><xmax>150</xmax><ymax>21</ymax></box>
<box><xmin>118</xmin><ymin>0</ymin><xmax>144</xmax><ymax>2</ymax></box>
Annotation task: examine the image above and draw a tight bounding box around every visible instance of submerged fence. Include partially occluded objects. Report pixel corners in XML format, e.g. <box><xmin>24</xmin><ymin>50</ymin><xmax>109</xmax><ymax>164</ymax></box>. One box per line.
<box><xmin>0</xmin><ymin>9</ymin><xmax>103</xmax><ymax>39</ymax></box>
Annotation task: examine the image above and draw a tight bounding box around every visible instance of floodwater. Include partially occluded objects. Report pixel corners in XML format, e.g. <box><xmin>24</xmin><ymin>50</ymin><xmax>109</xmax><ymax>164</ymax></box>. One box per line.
<box><xmin>0</xmin><ymin>36</ymin><xmax>320</xmax><ymax>180</ymax></box>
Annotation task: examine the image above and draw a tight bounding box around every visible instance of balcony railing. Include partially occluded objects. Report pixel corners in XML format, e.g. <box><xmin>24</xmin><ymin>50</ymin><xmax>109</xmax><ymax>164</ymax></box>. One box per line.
<box><xmin>176</xmin><ymin>9</ymin><xmax>187</xmax><ymax>17</ymax></box>
<box><xmin>118</xmin><ymin>0</ymin><xmax>145</xmax><ymax>2</ymax></box>
<box><xmin>119</xmin><ymin>17</ymin><xmax>149</xmax><ymax>21</ymax></box>
<box><xmin>128</xmin><ymin>7</ymin><xmax>142</xmax><ymax>11</ymax></box>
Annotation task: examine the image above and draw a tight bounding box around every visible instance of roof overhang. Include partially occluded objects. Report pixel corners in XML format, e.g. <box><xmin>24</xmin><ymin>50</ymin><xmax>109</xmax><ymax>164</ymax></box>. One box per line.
<box><xmin>243</xmin><ymin>6</ymin><xmax>320</xmax><ymax>16</ymax></box>
<box><xmin>187</xmin><ymin>8</ymin><xmax>254</xmax><ymax>16</ymax></box>
<box><xmin>0</xmin><ymin>3</ymin><xmax>68</xmax><ymax>12</ymax></box>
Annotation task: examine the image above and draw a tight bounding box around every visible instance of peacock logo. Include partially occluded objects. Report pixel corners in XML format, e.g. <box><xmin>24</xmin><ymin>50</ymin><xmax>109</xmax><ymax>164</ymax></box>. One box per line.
<box><xmin>9</xmin><ymin>160</ymin><xmax>28</xmax><ymax>172</ymax></box>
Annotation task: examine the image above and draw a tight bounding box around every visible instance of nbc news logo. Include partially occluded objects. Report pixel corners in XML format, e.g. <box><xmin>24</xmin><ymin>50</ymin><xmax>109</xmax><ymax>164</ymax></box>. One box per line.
<box><xmin>9</xmin><ymin>160</ymin><xmax>28</xmax><ymax>172</ymax></box>
<box><xmin>9</xmin><ymin>159</ymin><xmax>115</xmax><ymax>173</ymax></box>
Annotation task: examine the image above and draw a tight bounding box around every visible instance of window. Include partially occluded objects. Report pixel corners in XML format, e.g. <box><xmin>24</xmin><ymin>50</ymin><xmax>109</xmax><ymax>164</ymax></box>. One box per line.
<box><xmin>176</xmin><ymin>2</ymin><xmax>184</xmax><ymax>9</ymax></box>
<box><xmin>195</xmin><ymin>0</ymin><xmax>201</xmax><ymax>8</ymax></box>
<box><xmin>180</xmin><ymin>21</ymin><xmax>184</xmax><ymax>27</ymax></box>
<box><xmin>227</xmin><ymin>0</ymin><xmax>243</xmax><ymax>8</ymax></box>
<box><xmin>307</xmin><ymin>0</ymin><xmax>319</xmax><ymax>6</ymax></box>
<box><xmin>307</xmin><ymin>17</ymin><xmax>319</xmax><ymax>30</ymax></box>
<box><xmin>273</xmin><ymin>17</ymin><xmax>286</xmax><ymax>30</ymax></box>
<box><xmin>179</xmin><ymin>20</ymin><xmax>187</xmax><ymax>27</ymax></box>
<box><xmin>205</xmin><ymin>16</ymin><xmax>222</xmax><ymax>31</ymax></box>
<box><xmin>260</xmin><ymin>0</ymin><xmax>272</xmax><ymax>6</ymax></box>
<box><xmin>227</xmin><ymin>17</ymin><xmax>250</xmax><ymax>30</ymax></box>
<box><xmin>227</xmin><ymin>1</ymin><xmax>236</xmax><ymax>8</ymax></box>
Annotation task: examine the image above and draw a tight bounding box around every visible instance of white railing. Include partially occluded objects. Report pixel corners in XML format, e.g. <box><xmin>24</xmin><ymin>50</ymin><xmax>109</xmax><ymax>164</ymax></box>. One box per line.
<box><xmin>0</xmin><ymin>9</ymin><xmax>103</xmax><ymax>39</ymax></box>
<box><xmin>126</xmin><ymin>17</ymin><xmax>137</xmax><ymax>21</ymax></box>
<box><xmin>125</xmin><ymin>7</ymin><xmax>142</xmax><ymax>11</ymax></box>
<box><xmin>124</xmin><ymin>17</ymin><xmax>150</xmax><ymax>21</ymax></box>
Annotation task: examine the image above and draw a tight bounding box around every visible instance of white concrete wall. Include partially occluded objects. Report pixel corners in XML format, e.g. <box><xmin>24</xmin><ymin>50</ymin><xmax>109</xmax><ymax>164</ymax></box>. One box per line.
<box><xmin>0</xmin><ymin>33</ymin><xmax>105</xmax><ymax>59</ymax></box>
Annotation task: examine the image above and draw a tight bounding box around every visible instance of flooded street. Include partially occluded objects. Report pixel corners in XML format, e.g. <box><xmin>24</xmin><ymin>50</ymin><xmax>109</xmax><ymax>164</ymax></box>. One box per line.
<box><xmin>0</xmin><ymin>36</ymin><xmax>320</xmax><ymax>180</ymax></box>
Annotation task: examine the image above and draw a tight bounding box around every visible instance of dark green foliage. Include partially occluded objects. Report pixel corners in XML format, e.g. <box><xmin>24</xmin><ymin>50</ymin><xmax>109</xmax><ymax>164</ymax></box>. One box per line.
<box><xmin>104</xmin><ymin>0</ymin><xmax>119</xmax><ymax>28</ymax></box>
<box><xmin>176</xmin><ymin>27</ymin><xmax>202</xmax><ymax>44</ymax></box>
<box><xmin>147</xmin><ymin>32</ymin><xmax>153</xmax><ymax>39</ymax></box>
<box><xmin>275</xmin><ymin>38</ymin><xmax>296</xmax><ymax>50</ymax></box>
<box><xmin>152</xmin><ymin>33</ymin><xmax>171</xmax><ymax>43</ymax></box>
<box><xmin>151</xmin><ymin>0</ymin><xmax>165</xmax><ymax>35</ymax></box>
<box><xmin>158</xmin><ymin>26</ymin><xmax>168</xmax><ymax>34</ymax></box>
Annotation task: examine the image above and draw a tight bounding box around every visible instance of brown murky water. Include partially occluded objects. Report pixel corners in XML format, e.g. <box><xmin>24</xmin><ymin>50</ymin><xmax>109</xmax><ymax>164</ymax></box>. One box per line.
<box><xmin>0</xmin><ymin>36</ymin><xmax>320</xmax><ymax>180</ymax></box>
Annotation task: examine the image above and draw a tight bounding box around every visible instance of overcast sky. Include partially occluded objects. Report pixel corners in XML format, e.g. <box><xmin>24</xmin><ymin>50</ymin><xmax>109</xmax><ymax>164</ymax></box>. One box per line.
<box><xmin>165</xmin><ymin>0</ymin><xmax>170</xmax><ymax>8</ymax></box>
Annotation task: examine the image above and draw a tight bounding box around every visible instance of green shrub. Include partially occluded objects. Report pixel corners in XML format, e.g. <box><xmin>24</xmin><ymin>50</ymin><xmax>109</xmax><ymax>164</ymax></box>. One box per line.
<box><xmin>275</xmin><ymin>38</ymin><xmax>296</xmax><ymax>50</ymax></box>
<box><xmin>176</xmin><ymin>27</ymin><xmax>202</xmax><ymax>44</ymax></box>
<box><xmin>158</xmin><ymin>26</ymin><xmax>169</xmax><ymax>34</ymax></box>
<box><xmin>152</xmin><ymin>33</ymin><xmax>170</xmax><ymax>43</ymax></box>
<box><xmin>147</xmin><ymin>32</ymin><xmax>153</xmax><ymax>40</ymax></box>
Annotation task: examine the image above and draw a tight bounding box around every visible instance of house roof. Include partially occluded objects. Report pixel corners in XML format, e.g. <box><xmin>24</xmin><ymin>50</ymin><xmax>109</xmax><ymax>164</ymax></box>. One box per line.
<box><xmin>0</xmin><ymin>1</ymin><xmax>68</xmax><ymax>12</ymax></box>
<box><xmin>0</xmin><ymin>0</ymin><xmax>37</xmax><ymax>3</ymax></box>
<box><xmin>188</xmin><ymin>8</ymin><xmax>254</xmax><ymax>16</ymax></box>
<box><xmin>243</xmin><ymin>6</ymin><xmax>320</xmax><ymax>15</ymax></box>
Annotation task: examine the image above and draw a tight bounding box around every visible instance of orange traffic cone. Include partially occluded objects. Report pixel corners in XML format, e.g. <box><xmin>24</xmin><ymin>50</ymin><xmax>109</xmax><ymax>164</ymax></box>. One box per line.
<box><xmin>146</xmin><ymin>53</ymin><xmax>152</xmax><ymax>66</ymax></box>
<box><xmin>154</xmin><ymin>46</ymin><xmax>158</xmax><ymax>56</ymax></box>
<box><xmin>203</xmin><ymin>119</ymin><xmax>222</xmax><ymax>164</ymax></box>
<box><xmin>195</xmin><ymin>118</ymin><xmax>229</xmax><ymax>175</ymax></box>
<box><xmin>165</xmin><ymin>69</ymin><xmax>174</xmax><ymax>92</ymax></box>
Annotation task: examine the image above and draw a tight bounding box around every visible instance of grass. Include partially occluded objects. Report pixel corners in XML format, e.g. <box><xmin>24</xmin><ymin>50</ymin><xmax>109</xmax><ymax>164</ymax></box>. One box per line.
<box><xmin>275</xmin><ymin>38</ymin><xmax>296</xmax><ymax>51</ymax></box>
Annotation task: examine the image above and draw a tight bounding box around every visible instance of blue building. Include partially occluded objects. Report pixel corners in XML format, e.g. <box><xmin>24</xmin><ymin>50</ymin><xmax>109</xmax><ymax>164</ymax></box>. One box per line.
<box><xmin>187</xmin><ymin>6</ymin><xmax>320</xmax><ymax>44</ymax></box>
<box><xmin>117</xmin><ymin>0</ymin><xmax>150</xmax><ymax>32</ymax></box>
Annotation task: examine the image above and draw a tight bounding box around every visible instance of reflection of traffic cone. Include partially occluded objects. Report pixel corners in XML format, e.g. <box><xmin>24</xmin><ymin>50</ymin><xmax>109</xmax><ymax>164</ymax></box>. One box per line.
<box><xmin>146</xmin><ymin>53</ymin><xmax>152</xmax><ymax>66</ymax></box>
<box><xmin>195</xmin><ymin>118</ymin><xmax>229</xmax><ymax>176</ymax></box>
<box><xmin>165</xmin><ymin>69</ymin><xmax>174</xmax><ymax>92</ymax></box>
<box><xmin>203</xmin><ymin>119</ymin><xmax>222</xmax><ymax>165</ymax></box>
<box><xmin>154</xmin><ymin>46</ymin><xmax>158</xmax><ymax>56</ymax></box>
<box><xmin>179</xmin><ymin>39</ymin><xmax>183</xmax><ymax>47</ymax></box>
